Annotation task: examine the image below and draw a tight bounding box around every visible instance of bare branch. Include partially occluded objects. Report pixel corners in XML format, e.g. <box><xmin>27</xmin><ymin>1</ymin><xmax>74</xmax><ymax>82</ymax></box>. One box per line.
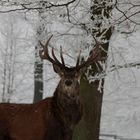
<box><xmin>0</xmin><ymin>0</ymin><xmax>76</xmax><ymax>13</ymax></box>
<box><xmin>114</xmin><ymin>0</ymin><xmax>140</xmax><ymax>25</ymax></box>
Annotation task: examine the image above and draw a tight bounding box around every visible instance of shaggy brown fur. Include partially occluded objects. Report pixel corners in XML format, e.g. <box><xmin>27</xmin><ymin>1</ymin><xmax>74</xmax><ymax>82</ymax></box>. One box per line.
<box><xmin>0</xmin><ymin>68</ymin><xmax>83</xmax><ymax>140</ymax></box>
<box><xmin>0</xmin><ymin>88</ymin><xmax>82</xmax><ymax>140</ymax></box>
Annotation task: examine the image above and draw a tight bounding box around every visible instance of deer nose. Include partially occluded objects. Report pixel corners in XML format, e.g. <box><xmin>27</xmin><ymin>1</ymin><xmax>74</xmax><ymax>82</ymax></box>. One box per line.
<box><xmin>65</xmin><ymin>80</ymin><xmax>72</xmax><ymax>86</ymax></box>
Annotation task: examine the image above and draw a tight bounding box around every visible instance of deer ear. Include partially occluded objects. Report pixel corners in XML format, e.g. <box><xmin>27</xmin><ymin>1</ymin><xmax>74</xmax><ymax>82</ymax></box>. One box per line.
<box><xmin>53</xmin><ymin>64</ymin><xmax>64</xmax><ymax>76</ymax></box>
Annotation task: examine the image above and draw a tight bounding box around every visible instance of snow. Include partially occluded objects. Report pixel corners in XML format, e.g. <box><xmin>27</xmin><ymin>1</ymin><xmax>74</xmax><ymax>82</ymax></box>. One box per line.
<box><xmin>0</xmin><ymin>13</ymin><xmax>35</xmax><ymax>103</ymax></box>
<box><xmin>100</xmin><ymin>30</ymin><xmax>140</xmax><ymax>138</ymax></box>
<box><xmin>0</xmin><ymin>1</ymin><xmax>140</xmax><ymax>139</ymax></box>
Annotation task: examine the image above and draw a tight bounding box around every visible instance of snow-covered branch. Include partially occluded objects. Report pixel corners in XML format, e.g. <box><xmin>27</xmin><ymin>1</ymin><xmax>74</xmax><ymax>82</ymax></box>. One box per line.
<box><xmin>0</xmin><ymin>0</ymin><xmax>76</xmax><ymax>13</ymax></box>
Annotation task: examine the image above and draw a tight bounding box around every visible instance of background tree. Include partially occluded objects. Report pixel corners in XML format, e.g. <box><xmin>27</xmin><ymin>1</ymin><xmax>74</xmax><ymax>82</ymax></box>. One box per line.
<box><xmin>0</xmin><ymin>0</ymin><xmax>140</xmax><ymax>139</ymax></box>
<box><xmin>33</xmin><ymin>9</ymin><xmax>46</xmax><ymax>102</ymax></box>
<box><xmin>73</xmin><ymin>0</ymin><xmax>113</xmax><ymax>140</ymax></box>
<box><xmin>0</xmin><ymin>13</ymin><xmax>34</xmax><ymax>103</ymax></box>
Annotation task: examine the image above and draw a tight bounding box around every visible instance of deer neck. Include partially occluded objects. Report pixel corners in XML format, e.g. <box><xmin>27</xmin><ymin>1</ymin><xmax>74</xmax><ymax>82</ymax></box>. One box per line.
<box><xmin>52</xmin><ymin>86</ymin><xmax>82</xmax><ymax>130</ymax></box>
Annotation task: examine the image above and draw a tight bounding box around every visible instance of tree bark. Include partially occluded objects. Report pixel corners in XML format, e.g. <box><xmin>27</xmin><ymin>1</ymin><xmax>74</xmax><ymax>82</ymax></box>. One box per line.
<box><xmin>73</xmin><ymin>77</ymin><xmax>103</xmax><ymax>140</ymax></box>
<box><xmin>33</xmin><ymin>11</ymin><xmax>45</xmax><ymax>103</ymax></box>
<box><xmin>33</xmin><ymin>45</ymin><xmax>43</xmax><ymax>102</ymax></box>
<box><xmin>73</xmin><ymin>0</ymin><xmax>113</xmax><ymax>140</ymax></box>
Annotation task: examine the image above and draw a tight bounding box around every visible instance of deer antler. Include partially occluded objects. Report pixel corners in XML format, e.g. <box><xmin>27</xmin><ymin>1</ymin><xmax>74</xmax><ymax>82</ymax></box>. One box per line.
<box><xmin>39</xmin><ymin>35</ymin><xmax>103</xmax><ymax>71</ymax></box>
<box><xmin>39</xmin><ymin>35</ymin><xmax>66</xmax><ymax>68</ymax></box>
<box><xmin>76</xmin><ymin>44</ymin><xmax>102</xmax><ymax>70</ymax></box>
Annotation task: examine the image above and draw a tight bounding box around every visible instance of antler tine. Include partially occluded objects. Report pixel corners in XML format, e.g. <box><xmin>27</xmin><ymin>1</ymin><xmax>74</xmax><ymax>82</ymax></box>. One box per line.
<box><xmin>76</xmin><ymin>50</ymin><xmax>81</xmax><ymax>67</ymax></box>
<box><xmin>39</xmin><ymin>35</ymin><xmax>63</xmax><ymax>66</ymax></box>
<box><xmin>51</xmin><ymin>47</ymin><xmax>63</xmax><ymax>66</ymax></box>
<box><xmin>60</xmin><ymin>46</ymin><xmax>65</xmax><ymax>66</ymax></box>
<box><xmin>76</xmin><ymin>58</ymin><xmax>91</xmax><ymax>70</ymax></box>
<box><xmin>45</xmin><ymin>35</ymin><xmax>53</xmax><ymax>46</ymax></box>
<box><xmin>39</xmin><ymin>41</ymin><xmax>46</xmax><ymax>59</ymax></box>
<box><xmin>39</xmin><ymin>35</ymin><xmax>53</xmax><ymax>59</ymax></box>
<box><xmin>76</xmin><ymin>46</ymin><xmax>101</xmax><ymax>70</ymax></box>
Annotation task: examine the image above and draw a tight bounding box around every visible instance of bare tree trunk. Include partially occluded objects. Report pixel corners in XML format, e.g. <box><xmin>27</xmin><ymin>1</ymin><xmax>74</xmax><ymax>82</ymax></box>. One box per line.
<box><xmin>33</xmin><ymin>10</ymin><xmax>46</xmax><ymax>102</ymax></box>
<box><xmin>2</xmin><ymin>22</ymin><xmax>15</xmax><ymax>103</ymax></box>
<box><xmin>73</xmin><ymin>0</ymin><xmax>113</xmax><ymax>140</ymax></box>
<box><xmin>33</xmin><ymin>27</ymin><xmax>43</xmax><ymax>103</ymax></box>
<box><xmin>2</xmin><ymin>47</ymin><xmax>8</xmax><ymax>102</ymax></box>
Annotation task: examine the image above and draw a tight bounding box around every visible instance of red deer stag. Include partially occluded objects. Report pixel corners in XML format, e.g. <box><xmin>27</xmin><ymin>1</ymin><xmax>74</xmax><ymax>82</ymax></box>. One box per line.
<box><xmin>0</xmin><ymin>35</ymin><xmax>100</xmax><ymax>140</ymax></box>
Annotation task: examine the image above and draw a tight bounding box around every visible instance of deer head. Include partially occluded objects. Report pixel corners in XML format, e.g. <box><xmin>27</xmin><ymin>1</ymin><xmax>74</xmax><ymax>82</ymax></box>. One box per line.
<box><xmin>39</xmin><ymin>35</ymin><xmax>100</xmax><ymax>100</ymax></box>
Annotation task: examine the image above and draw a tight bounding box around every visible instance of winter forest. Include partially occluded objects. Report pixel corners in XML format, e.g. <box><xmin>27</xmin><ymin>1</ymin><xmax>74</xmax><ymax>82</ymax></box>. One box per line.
<box><xmin>0</xmin><ymin>0</ymin><xmax>140</xmax><ymax>140</ymax></box>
